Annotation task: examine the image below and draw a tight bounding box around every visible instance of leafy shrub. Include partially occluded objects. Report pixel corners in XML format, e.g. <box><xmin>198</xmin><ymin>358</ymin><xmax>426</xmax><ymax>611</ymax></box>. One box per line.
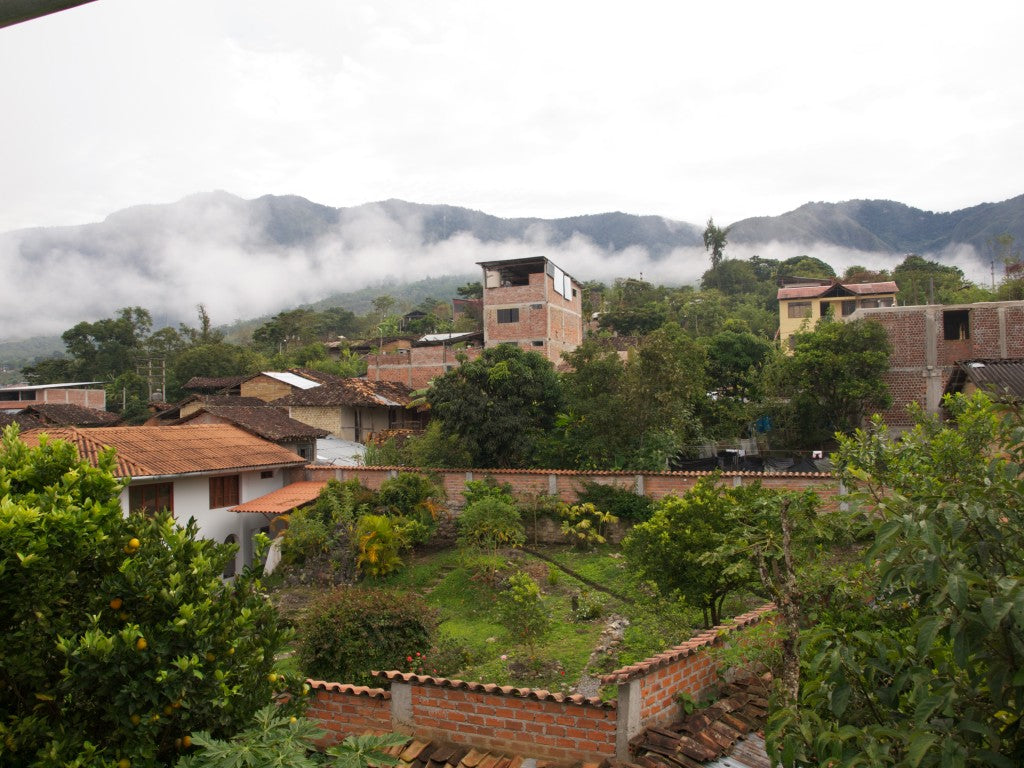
<box><xmin>298</xmin><ymin>587</ymin><xmax>435</xmax><ymax>686</ymax></box>
<box><xmin>0</xmin><ymin>428</ymin><xmax>292</xmax><ymax>767</ymax></box>
<box><xmin>457</xmin><ymin>497</ymin><xmax>526</xmax><ymax>556</ymax></box>
<box><xmin>559</xmin><ymin>502</ymin><xmax>618</xmax><ymax>549</ymax></box>
<box><xmin>571</xmin><ymin>589</ymin><xmax>605</xmax><ymax>621</ymax></box>
<box><xmin>361</xmin><ymin>436</ymin><xmax>406</xmax><ymax>467</ymax></box>
<box><xmin>463</xmin><ymin>477</ymin><xmax>515</xmax><ymax>507</ymax></box>
<box><xmin>576</xmin><ymin>480</ymin><xmax>654</xmax><ymax>523</ymax></box>
<box><xmin>378</xmin><ymin>472</ymin><xmax>445</xmax><ymax>529</ymax></box>
<box><xmin>498</xmin><ymin>571</ymin><xmax>550</xmax><ymax>658</ymax></box>
<box><xmin>354</xmin><ymin>514</ymin><xmax>404</xmax><ymax>578</ymax></box>
<box><xmin>279</xmin><ymin>505</ymin><xmax>332</xmax><ymax>566</ymax></box>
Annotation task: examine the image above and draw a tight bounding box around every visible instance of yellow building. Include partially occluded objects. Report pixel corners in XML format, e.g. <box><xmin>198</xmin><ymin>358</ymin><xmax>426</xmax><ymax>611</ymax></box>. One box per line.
<box><xmin>777</xmin><ymin>279</ymin><xmax>898</xmax><ymax>350</ymax></box>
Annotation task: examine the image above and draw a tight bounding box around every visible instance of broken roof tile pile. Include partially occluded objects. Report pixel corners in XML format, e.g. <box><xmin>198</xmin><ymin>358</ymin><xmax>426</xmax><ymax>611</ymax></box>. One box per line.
<box><xmin>370</xmin><ymin>733</ymin><xmax>589</xmax><ymax>768</ymax></box>
<box><xmin>24</xmin><ymin>403</ymin><xmax>120</xmax><ymax>427</ymax></box>
<box><xmin>274</xmin><ymin>378</ymin><xmax>414</xmax><ymax>408</ymax></box>
<box><xmin>626</xmin><ymin>673</ymin><xmax>771</xmax><ymax>768</ymax></box>
<box><xmin>18</xmin><ymin>424</ymin><xmax>307</xmax><ymax>478</ymax></box>
<box><xmin>185</xmin><ymin>405</ymin><xmax>330</xmax><ymax>441</ymax></box>
<box><xmin>0</xmin><ymin>411</ymin><xmax>43</xmax><ymax>431</ymax></box>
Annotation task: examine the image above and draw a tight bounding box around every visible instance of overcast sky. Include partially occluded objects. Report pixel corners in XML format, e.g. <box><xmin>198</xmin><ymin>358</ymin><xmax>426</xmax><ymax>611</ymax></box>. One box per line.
<box><xmin>1</xmin><ymin>0</ymin><xmax>1022</xmax><ymax>235</ymax></box>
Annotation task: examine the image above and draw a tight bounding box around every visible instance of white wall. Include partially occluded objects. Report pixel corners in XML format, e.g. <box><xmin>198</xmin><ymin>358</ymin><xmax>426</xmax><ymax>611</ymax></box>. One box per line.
<box><xmin>119</xmin><ymin>468</ymin><xmax>289</xmax><ymax>572</ymax></box>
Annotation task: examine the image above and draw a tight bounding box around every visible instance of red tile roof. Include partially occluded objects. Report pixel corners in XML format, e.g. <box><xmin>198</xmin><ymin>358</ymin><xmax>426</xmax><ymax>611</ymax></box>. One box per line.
<box><xmin>275</xmin><ymin>378</ymin><xmax>414</xmax><ymax>408</ymax></box>
<box><xmin>18</xmin><ymin>424</ymin><xmax>307</xmax><ymax>479</ymax></box>
<box><xmin>24</xmin><ymin>403</ymin><xmax>120</xmax><ymax>427</ymax></box>
<box><xmin>231</xmin><ymin>481</ymin><xmax>327</xmax><ymax>514</ymax></box>
<box><xmin>777</xmin><ymin>280</ymin><xmax>898</xmax><ymax>300</ymax></box>
<box><xmin>180</xmin><ymin>406</ymin><xmax>330</xmax><ymax>441</ymax></box>
<box><xmin>373</xmin><ymin>671</ymin><xmax>613</xmax><ymax>709</ymax></box>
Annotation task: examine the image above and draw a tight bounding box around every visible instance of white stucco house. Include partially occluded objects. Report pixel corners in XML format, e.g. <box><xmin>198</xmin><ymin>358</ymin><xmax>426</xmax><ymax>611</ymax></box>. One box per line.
<box><xmin>19</xmin><ymin>423</ymin><xmax>308</xmax><ymax>573</ymax></box>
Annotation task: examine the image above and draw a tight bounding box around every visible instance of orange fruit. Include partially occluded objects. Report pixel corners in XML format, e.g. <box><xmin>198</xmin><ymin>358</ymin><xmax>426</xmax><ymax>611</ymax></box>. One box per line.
<box><xmin>205</xmin><ymin>652</ymin><xmax>215</xmax><ymax>662</ymax></box>
<box><xmin>135</xmin><ymin>637</ymin><xmax>147</xmax><ymax>651</ymax></box>
<box><xmin>182</xmin><ymin>735</ymin><xmax>192</xmax><ymax>748</ymax></box>
<box><xmin>117</xmin><ymin>759</ymin><xmax>130</xmax><ymax>768</ymax></box>
<box><xmin>129</xmin><ymin>714</ymin><xmax>140</xmax><ymax>725</ymax></box>
<box><xmin>109</xmin><ymin>597</ymin><xmax>123</xmax><ymax>610</ymax></box>
<box><xmin>267</xmin><ymin>673</ymin><xmax>279</xmax><ymax>684</ymax></box>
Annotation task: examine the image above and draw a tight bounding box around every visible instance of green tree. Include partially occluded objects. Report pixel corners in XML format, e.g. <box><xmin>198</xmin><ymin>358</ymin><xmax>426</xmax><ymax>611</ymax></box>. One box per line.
<box><xmin>891</xmin><ymin>254</ymin><xmax>982</xmax><ymax>305</ymax></box>
<box><xmin>623</xmin><ymin>477</ymin><xmax>760</xmax><ymax>627</ymax></box>
<box><xmin>767</xmin><ymin>394</ymin><xmax>1024</xmax><ymax>767</ymax></box>
<box><xmin>427</xmin><ymin>345</ymin><xmax>563</xmax><ymax>468</ymax></box>
<box><xmin>702</xmin><ymin>217</ymin><xmax>730</xmax><ymax>269</ymax></box>
<box><xmin>768</xmin><ymin>317</ymin><xmax>891</xmax><ymax>445</ymax></box>
<box><xmin>558</xmin><ymin>324</ymin><xmax>707</xmax><ymax>470</ymax></box>
<box><xmin>498</xmin><ymin>572</ymin><xmax>550</xmax><ymax>660</ymax></box>
<box><xmin>0</xmin><ymin>428</ymin><xmax>291</xmax><ymax>767</ymax></box>
<box><xmin>457</xmin><ymin>496</ymin><xmax>526</xmax><ymax>565</ymax></box>
<box><xmin>778</xmin><ymin>256</ymin><xmax>836</xmax><ymax>279</ymax></box>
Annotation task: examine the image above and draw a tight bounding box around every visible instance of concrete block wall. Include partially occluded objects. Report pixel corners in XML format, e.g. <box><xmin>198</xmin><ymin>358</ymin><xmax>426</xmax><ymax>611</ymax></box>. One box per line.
<box><xmin>366</xmin><ymin>346</ymin><xmax>483</xmax><ymax>388</ymax></box>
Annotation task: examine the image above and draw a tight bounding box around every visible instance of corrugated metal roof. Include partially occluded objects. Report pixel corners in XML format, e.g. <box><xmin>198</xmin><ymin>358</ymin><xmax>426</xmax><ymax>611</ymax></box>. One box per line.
<box><xmin>777</xmin><ymin>280</ymin><xmax>898</xmax><ymax>300</ymax></box>
<box><xmin>0</xmin><ymin>381</ymin><xmax>102</xmax><ymax>391</ymax></box>
<box><xmin>946</xmin><ymin>358</ymin><xmax>1024</xmax><ymax>401</ymax></box>
<box><xmin>260</xmin><ymin>371</ymin><xmax>321</xmax><ymax>389</ymax></box>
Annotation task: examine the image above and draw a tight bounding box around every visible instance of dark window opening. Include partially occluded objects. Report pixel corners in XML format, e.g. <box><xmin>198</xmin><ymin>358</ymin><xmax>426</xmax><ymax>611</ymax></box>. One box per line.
<box><xmin>497</xmin><ymin>308</ymin><xmax>519</xmax><ymax>324</ymax></box>
<box><xmin>129</xmin><ymin>482</ymin><xmax>174</xmax><ymax>516</ymax></box>
<box><xmin>209</xmin><ymin>475</ymin><xmax>240</xmax><ymax>509</ymax></box>
<box><xmin>532</xmin><ymin>340</ymin><xmax>544</xmax><ymax>347</ymax></box>
<box><xmin>841</xmin><ymin>300</ymin><xmax>857</xmax><ymax>316</ymax></box>
<box><xmin>260</xmin><ymin>470</ymin><xmax>274</xmax><ymax>479</ymax></box>
<box><xmin>943</xmin><ymin>310</ymin><xmax>970</xmax><ymax>341</ymax></box>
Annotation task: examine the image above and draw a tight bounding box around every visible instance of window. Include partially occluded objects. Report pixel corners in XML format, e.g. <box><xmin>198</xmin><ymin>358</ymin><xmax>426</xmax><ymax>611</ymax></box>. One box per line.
<box><xmin>209</xmin><ymin>475</ymin><xmax>240</xmax><ymax>509</ymax></box>
<box><xmin>497</xmin><ymin>308</ymin><xmax>519</xmax><ymax>324</ymax></box>
<box><xmin>129</xmin><ymin>483</ymin><xmax>173</xmax><ymax>515</ymax></box>
<box><xmin>859</xmin><ymin>298</ymin><xmax>881</xmax><ymax>309</ymax></box>
<box><xmin>531</xmin><ymin>340</ymin><xmax>545</xmax><ymax>347</ymax></box>
<box><xmin>787</xmin><ymin>301</ymin><xmax>812</xmax><ymax>319</ymax></box>
<box><xmin>841</xmin><ymin>300</ymin><xmax>857</xmax><ymax>316</ymax></box>
<box><xmin>260</xmin><ymin>470</ymin><xmax>274</xmax><ymax>479</ymax></box>
<box><xmin>943</xmin><ymin>309</ymin><xmax>970</xmax><ymax>341</ymax></box>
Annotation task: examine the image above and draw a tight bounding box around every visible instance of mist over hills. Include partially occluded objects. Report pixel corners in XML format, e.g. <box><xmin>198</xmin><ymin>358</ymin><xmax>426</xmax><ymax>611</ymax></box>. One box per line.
<box><xmin>2</xmin><ymin>191</ymin><xmax>1021</xmax><ymax>342</ymax></box>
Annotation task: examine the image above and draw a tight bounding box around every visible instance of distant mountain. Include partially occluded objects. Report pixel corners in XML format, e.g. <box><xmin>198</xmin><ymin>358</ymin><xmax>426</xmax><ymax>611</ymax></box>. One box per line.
<box><xmin>729</xmin><ymin>196</ymin><xmax>1024</xmax><ymax>255</ymax></box>
<box><xmin>1</xmin><ymin>191</ymin><xmax>1022</xmax><ymax>342</ymax></box>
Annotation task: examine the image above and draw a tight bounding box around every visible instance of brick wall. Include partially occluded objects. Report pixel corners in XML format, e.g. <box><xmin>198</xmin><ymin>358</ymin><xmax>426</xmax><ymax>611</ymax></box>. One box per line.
<box><xmin>241</xmin><ymin>376</ymin><xmax>294</xmax><ymax>402</ymax></box>
<box><xmin>366</xmin><ymin>346</ymin><xmax>484</xmax><ymax>388</ymax></box>
<box><xmin>306</xmin><ymin>465</ymin><xmax>840</xmax><ymax>509</ymax></box>
<box><xmin>304</xmin><ymin>684</ymin><xmax>392</xmax><ymax>739</ymax></box>
<box><xmin>305</xmin><ymin>604</ymin><xmax>775</xmax><ymax>764</ymax></box>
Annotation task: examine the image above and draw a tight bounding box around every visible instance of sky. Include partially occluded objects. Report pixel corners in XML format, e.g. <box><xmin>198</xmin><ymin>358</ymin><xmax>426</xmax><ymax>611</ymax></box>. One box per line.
<box><xmin>2</xmin><ymin>0</ymin><xmax>1023</xmax><ymax>234</ymax></box>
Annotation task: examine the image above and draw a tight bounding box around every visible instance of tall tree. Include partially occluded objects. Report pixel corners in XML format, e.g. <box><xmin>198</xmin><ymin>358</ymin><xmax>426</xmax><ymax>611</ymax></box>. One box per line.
<box><xmin>702</xmin><ymin>217</ymin><xmax>730</xmax><ymax>269</ymax></box>
<box><xmin>767</xmin><ymin>317</ymin><xmax>891</xmax><ymax>446</ymax></box>
<box><xmin>427</xmin><ymin>345</ymin><xmax>563</xmax><ymax>468</ymax></box>
<box><xmin>767</xmin><ymin>394</ymin><xmax>1024</xmax><ymax>767</ymax></box>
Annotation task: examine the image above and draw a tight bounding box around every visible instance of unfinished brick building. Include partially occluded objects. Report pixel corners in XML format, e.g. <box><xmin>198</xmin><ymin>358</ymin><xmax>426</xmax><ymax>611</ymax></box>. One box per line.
<box><xmin>480</xmin><ymin>256</ymin><xmax>583</xmax><ymax>365</ymax></box>
<box><xmin>849</xmin><ymin>300</ymin><xmax>1024</xmax><ymax>426</ymax></box>
<box><xmin>366</xmin><ymin>257</ymin><xmax>584</xmax><ymax>387</ymax></box>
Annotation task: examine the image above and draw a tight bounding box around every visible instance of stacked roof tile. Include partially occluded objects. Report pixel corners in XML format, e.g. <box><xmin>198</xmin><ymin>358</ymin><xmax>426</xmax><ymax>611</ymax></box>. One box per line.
<box><xmin>181</xmin><ymin>406</ymin><xmax>330</xmax><ymax>441</ymax></box>
<box><xmin>627</xmin><ymin>673</ymin><xmax>771</xmax><ymax>768</ymax></box>
<box><xmin>23</xmin><ymin>403</ymin><xmax>120</xmax><ymax>427</ymax></box>
<box><xmin>18</xmin><ymin>424</ymin><xmax>306</xmax><ymax>478</ymax></box>
<box><xmin>275</xmin><ymin>378</ymin><xmax>414</xmax><ymax>408</ymax></box>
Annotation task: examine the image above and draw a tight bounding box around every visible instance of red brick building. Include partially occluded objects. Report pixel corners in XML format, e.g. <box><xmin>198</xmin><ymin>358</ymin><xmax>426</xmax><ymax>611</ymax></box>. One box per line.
<box><xmin>849</xmin><ymin>300</ymin><xmax>1024</xmax><ymax>426</ymax></box>
<box><xmin>479</xmin><ymin>256</ymin><xmax>583</xmax><ymax>365</ymax></box>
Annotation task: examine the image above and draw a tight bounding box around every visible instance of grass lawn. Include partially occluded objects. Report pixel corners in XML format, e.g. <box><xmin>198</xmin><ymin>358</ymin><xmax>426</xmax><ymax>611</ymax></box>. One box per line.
<box><xmin>270</xmin><ymin>543</ymin><xmax>763</xmax><ymax>695</ymax></box>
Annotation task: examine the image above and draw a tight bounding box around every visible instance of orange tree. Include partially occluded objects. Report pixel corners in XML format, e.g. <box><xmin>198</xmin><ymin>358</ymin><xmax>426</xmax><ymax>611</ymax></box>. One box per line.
<box><xmin>0</xmin><ymin>428</ymin><xmax>294</xmax><ymax>767</ymax></box>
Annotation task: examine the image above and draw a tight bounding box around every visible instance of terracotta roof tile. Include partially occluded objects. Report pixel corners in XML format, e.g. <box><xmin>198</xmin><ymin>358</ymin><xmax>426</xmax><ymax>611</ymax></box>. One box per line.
<box><xmin>373</xmin><ymin>671</ymin><xmax>614</xmax><ymax>709</ymax></box>
<box><xmin>18</xmin><ymin>424</ymin><xmax>307</xmax><ymax>479</ymax></box>
<box><xmin>275</xmin><ymin>378</ymin><xmax>414</xmax><ymax>408</ymax></box>
<box><xmin>231</xmin><ymin>481</ymin><xmax>327</xmax><ymax>514</ymax></box>
<box><xmin>601</xmin><ymin>604</ymin><xmax>775</xmax><ymax>685</ymax></box>
<box><xmin>0</xmin><ymin>412</ymin><xmax>43</xmax><ymax>431</ymax></box>
<box><xmin>182</xmin><ymin>375</ymin><xmax>248</xmax><ymax>391</ymax></box>
<box><xmin>23</xmin><ymin>403</ymin><xmax>120</xmax><ymax>427</ymax></box>
<box><xmin>306</xmin><ymin>680</ymin><xmax>391</xmax><ymax>698</ymax></box>
<box><xmin>182</xmin><ymin>406</ymin><xmax>330</xmax><ymax>441</ymax></box>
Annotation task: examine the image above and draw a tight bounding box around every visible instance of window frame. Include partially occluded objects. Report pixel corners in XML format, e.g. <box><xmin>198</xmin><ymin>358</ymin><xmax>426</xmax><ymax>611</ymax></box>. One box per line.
<box><xmin>129</xmin><ymin>482</ymin><xmax>174</xmax><ymax>516</ymax></box>
<box><xmin>787</xmin><ymin>301</ymin><xmax>812</xmax><ymax>319</ymax></box>
<box><xmin>496</xmin><ymin>308</ymin><xmax>520</xmax><ymax>324</ymax></box>
<box><xmin>209</xmin><ymin>474</ymin><xmax>241</xmax><ymax>509</ymax></box>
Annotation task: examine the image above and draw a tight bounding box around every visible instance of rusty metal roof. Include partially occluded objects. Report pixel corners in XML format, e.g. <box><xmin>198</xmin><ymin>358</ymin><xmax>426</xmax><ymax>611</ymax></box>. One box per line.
<box><xmin>777</xmin><ymin>280</ymin><xmax>898</xmax><ymax>300</ymax></box>
<box><xmin>945</xmin><ymin>358</ymin><xmax>1024</xmax><ymax>402</ymax></box>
